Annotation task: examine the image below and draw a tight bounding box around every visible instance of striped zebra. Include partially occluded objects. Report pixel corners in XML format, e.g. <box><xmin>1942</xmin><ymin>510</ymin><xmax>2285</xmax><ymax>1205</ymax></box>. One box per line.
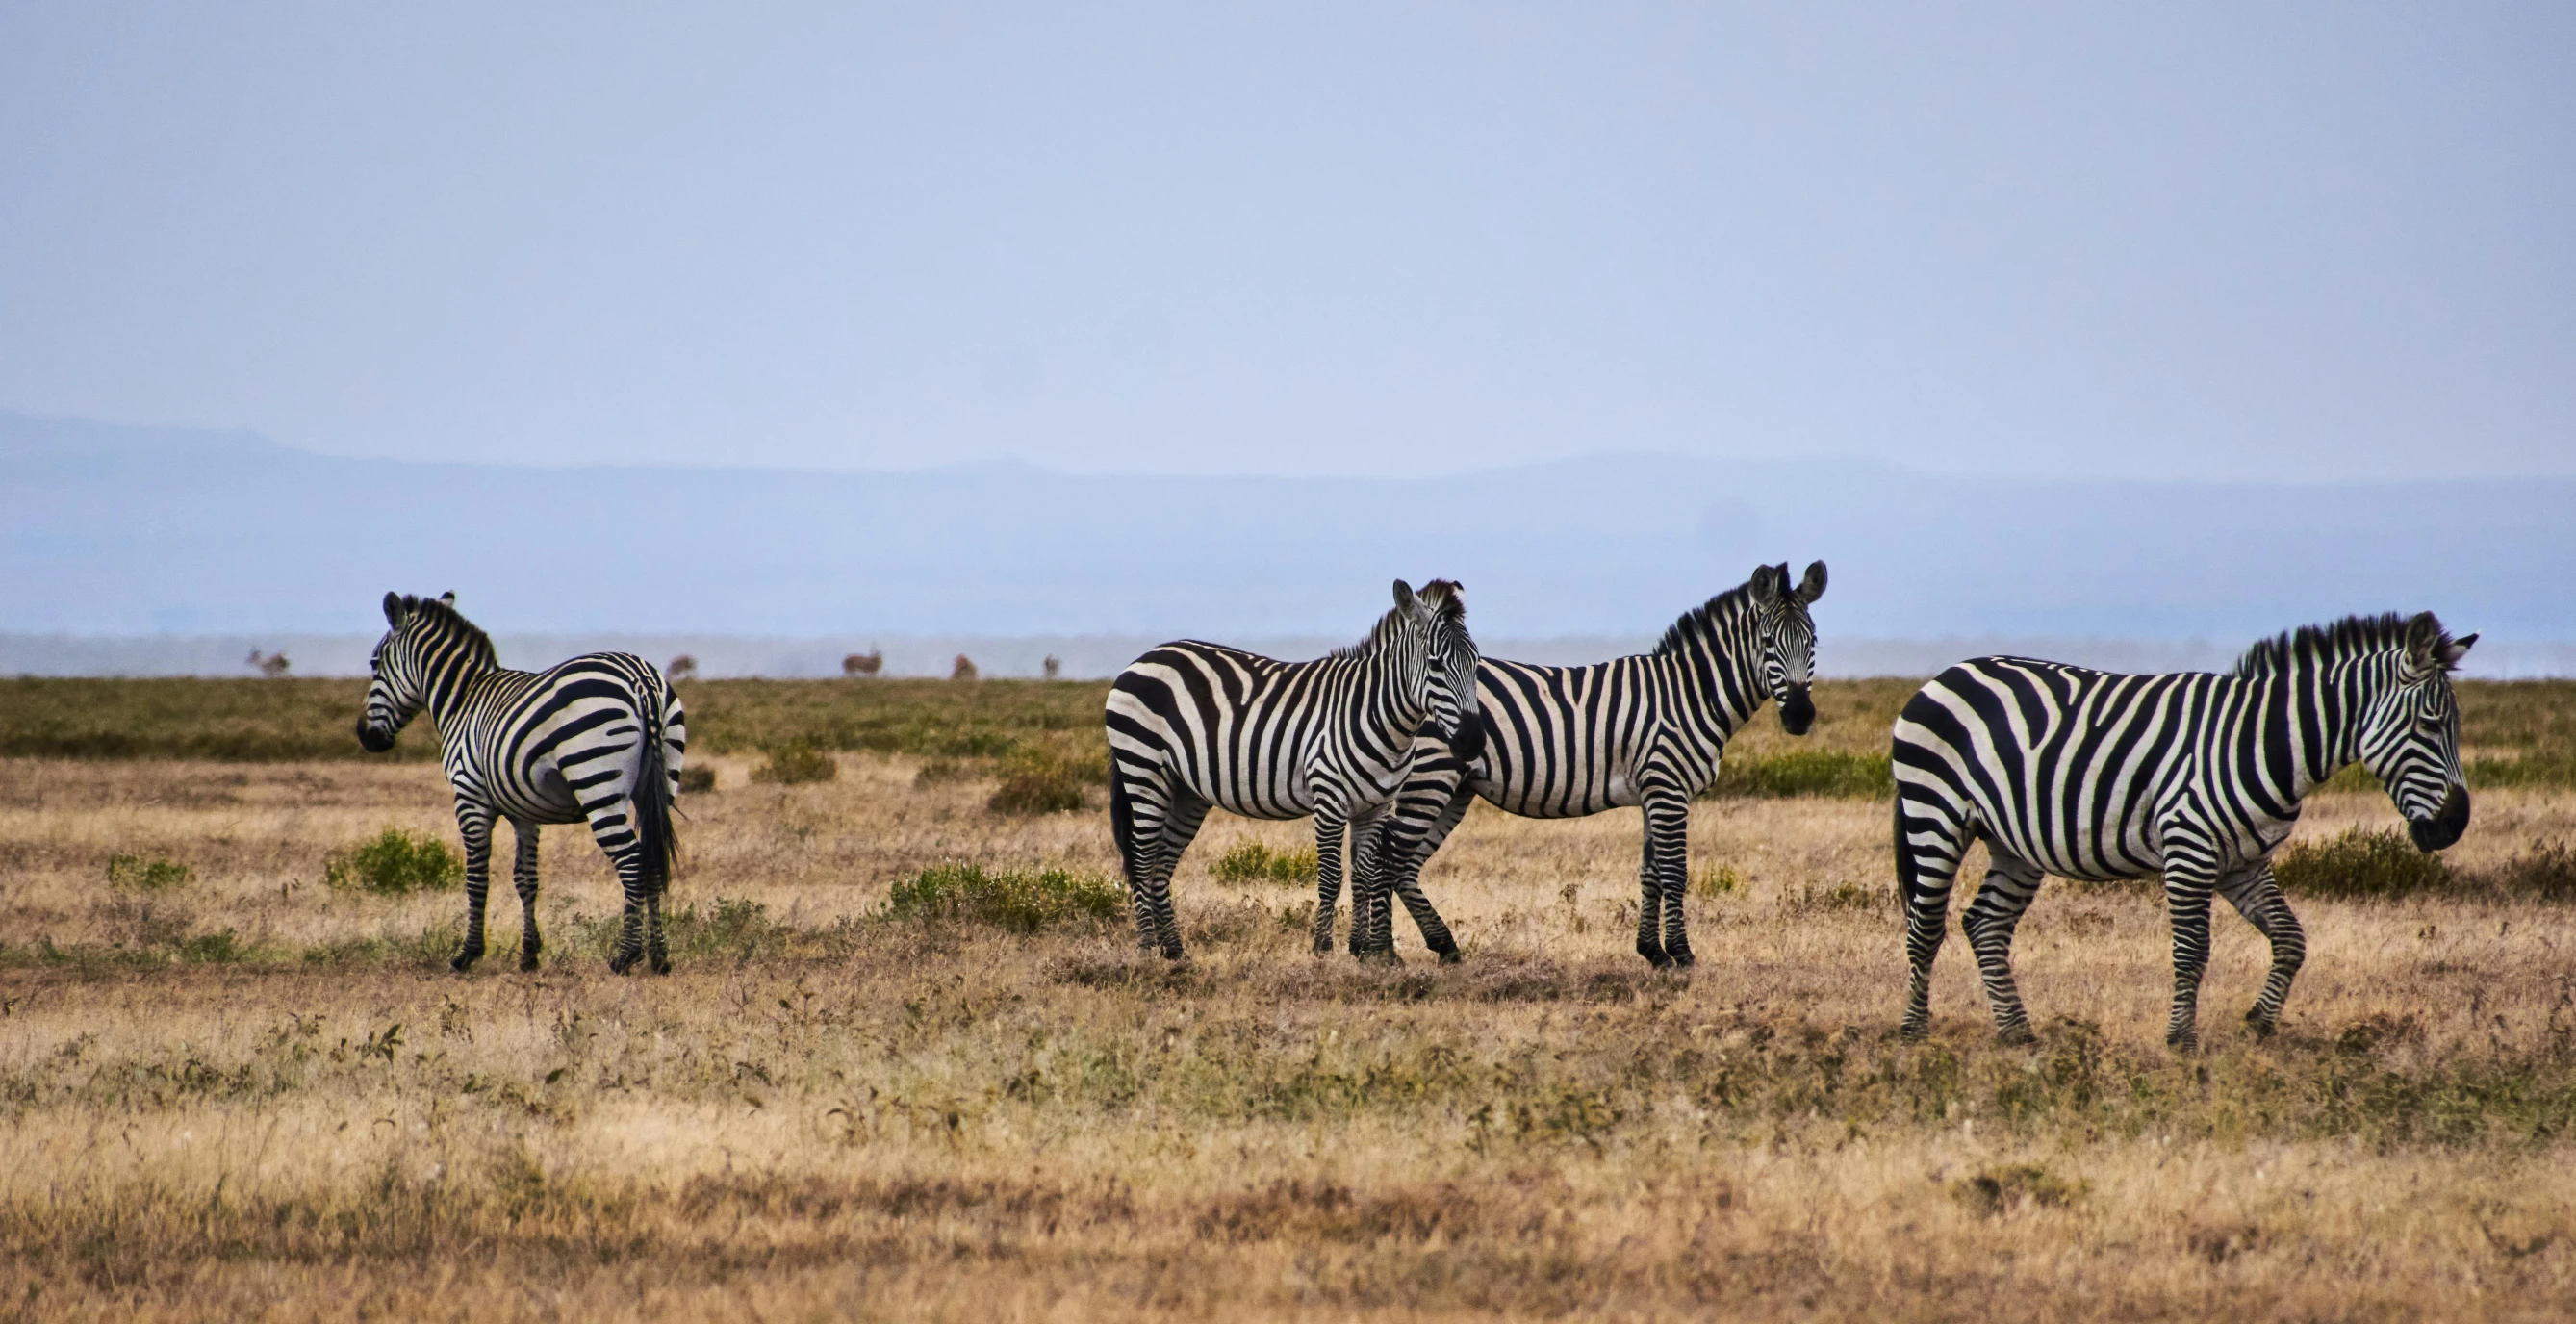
<box><xmin>1891</xmin><ymin>611</ymin><xmax>2476</xmax><ymax>1050</ymax></box>
<box><xmin>356</xmin><ymin>592</ymin><xmax>687</xmax><ymax>975</ymax></box>
<box><xmin>1352</xmin><ymin>562</ymin><xmax>1828</xmax><ymax>967</ymax></box>
<box><xmin>1106</xmin><ymin>579</ymin><xmax>1483</xmax><ymax>962</ymax></box>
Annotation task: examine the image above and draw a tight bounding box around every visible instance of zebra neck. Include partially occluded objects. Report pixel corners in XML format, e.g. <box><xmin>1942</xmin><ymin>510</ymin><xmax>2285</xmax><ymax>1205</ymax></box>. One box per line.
<box><xmin>2282</xmin><ymin>656</ymin><xmax>2383</xmax><ymax>798</ymax></box>
<box><xmin>416</xmin><ymin>644</ymin><xmax>495</xmax><ymax>726</ymax></box>
<box><xmin>1671</xmin><ymin>620</ymin><xmax>1766</xmax><ymax>739</ymax></box>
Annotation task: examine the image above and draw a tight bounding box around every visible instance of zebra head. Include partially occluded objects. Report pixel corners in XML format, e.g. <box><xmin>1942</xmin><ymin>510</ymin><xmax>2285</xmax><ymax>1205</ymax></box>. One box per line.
<box><xmin>2358</xmin><ymin>612</ymin><xmax>2478</xmax><ymax>852</ymax></box>
<box><xmin>1395</xmin><ymin>578</ymin><xmax>1485</xmax><ymax>765</ymax></box>
<box><xmin>357</xmin><ymin>591</ymin><xmax>479</xmax><ymax>753</ymax></box>
<box><xmin>1747</xmin><ymin>560</ymin><xmax>1827</xmax><ymax>734</ymax></box>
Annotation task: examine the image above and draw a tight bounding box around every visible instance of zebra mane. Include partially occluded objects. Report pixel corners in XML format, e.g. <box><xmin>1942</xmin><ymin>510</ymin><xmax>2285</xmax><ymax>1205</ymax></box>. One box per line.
<box><xmin>2231</xmin><ymin>612</ymin><xmax>2456</xmax><ymax>677</ymax></box>
<box><xmin>400</xmin><ymin>594</ymin><xmax>497</xmax><ymax>669</ymax></box>
<box><xmin>1332</xmin><ymin>579</ymin><xmax>1467</xmax><ymax>659</ymax></box>
<box><xmin>1654</xmin><ymin>580</ymin><xmax>1755</xmax><ymax>658</ymax></box>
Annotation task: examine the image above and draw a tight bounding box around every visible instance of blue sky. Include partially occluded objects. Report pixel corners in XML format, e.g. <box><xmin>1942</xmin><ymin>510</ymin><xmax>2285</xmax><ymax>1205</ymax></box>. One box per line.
<box><xmin>1</xmin><ymin>4</ymin><xmax>2568</xmax><ymax>481</ymax></box>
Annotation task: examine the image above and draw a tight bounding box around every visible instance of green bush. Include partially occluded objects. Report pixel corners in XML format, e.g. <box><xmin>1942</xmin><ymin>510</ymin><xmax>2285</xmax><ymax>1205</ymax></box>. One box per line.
<box><xmin>1213</xmin><ymin>842</ymin><xmax>1319</xmax><ymax>886</ymax></box>
<box><xmin>325</xmin><ymin>828</ymin><xmax>464</xmax><ymax>895</ymax></box>
<box><xmin>987</xmin><ymin>742</ymin><xmax>1097</xmax><ymax>814</ymax></box>
<box><xmin>106</xmin><ymin>853</ymin><xmax>194</xmax><ymax>891</ymax></box>
<box><xmin>2272</xmin><ymin>827</ymin><xmax>2451</xmax><ymax>900</ymax></box>
<box><xmin>676</xmin><ymin>764</ymin><xmax>716</xmax><ymax>794</ymax></box>
<box><xmin>752</xmin><ymin>741</ymin><xmax>836</xmax><ymax>785</ymax></box>
<box><xmin>887</xmin><ymin>862</ymin><xmax>1125</xmax><ymax>931</ymax></box>
<box><xmin>1704</xmin><ymin>750</ymin><xmax>1894</xmax><ymax>800</ymax></box>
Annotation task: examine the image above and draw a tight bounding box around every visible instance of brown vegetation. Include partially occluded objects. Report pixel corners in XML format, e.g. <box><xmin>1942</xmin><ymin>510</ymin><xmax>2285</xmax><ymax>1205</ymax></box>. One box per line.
<box><xmin>0</xmin><ymin>680</ymin><xmax>2571</xmax><ymax>1318</ymax></box>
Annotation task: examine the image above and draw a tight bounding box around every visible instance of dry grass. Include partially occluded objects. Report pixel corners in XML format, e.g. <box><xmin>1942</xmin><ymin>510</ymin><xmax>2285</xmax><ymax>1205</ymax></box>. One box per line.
<box><xmin>3</xmin><ymin>744</ymin><xmax>2575</xmax><ymax>1318</ymax></box>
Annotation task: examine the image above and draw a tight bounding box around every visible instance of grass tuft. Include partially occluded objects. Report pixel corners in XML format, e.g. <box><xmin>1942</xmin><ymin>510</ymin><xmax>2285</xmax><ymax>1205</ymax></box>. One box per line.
<box><xmin>887</xmin><ymin>862</ymin><xmax>1124</xmax><ymax>931</ymax></box>
<box><xmin>752</xmin><ymin>741</ymin><xmax>836</xmax><ymax>785</ymax></box>
<box><xmin>1214</xmin><ymin>842</ymin><xmax>1319</xmax><ymax>886</ymax></box>
<box><xmin>105</xmin><ymin>853</ymin><xmax>194</xmax><ymax>891</ymax></box>
<box><xmin>325</xmin><ymin>828</ymin><xmax>464</xmax><ymax>895</ymax></box>
<box><xmin>1690</xmin><ymin>862</ymin><xmax>1745</xmax><ymax>897</ymax></box>
<box><xmin>1955</xmin><ymin>1164</ymin><xmax>2086</xmax><ymax>1217</ymax></box>
<box><xmin>676</xmin><ymin>765</ymin><xmax>716</xmax><ymax>794</ymax></box>
<box><xmin>987</xmin><ymin>742</ymin><xmax>1100</xmax><ymax>815</ymax></box>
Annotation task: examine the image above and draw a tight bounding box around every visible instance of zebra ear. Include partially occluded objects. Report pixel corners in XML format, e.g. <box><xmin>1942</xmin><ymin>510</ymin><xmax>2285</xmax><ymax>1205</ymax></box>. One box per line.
<box><xmin>382</xmin><ymin>592</ymin><xmax>405</xmax><ymax>626</ymax></box>
<box><xmin>2400</xmin><ymin>612</ymin><xmax>2445</xmax><ymax>678</ymax></box>
<box><xmin>439</xmin><ymin>591</ymin><xmax>456</xmax><ymax>608</ymax></box>
<box><xmin>1392</xmin><ymin>579</ymin><xmax>1417</xmax><ymax>611</ymax></box>
<box><xmin>1796</xmin><ymin>561</ymin><xmax>1827</xmax><ymax>604</ymax></box>
<box><xmin>2443</xmin><ymin>632</ymin><xmax>2479</xmax><ymax>670</ymax></box>
<box><xmin>1748</xmin><ymin>564</ymin><xmax>1782</xmax><ymax>606</ymax></box>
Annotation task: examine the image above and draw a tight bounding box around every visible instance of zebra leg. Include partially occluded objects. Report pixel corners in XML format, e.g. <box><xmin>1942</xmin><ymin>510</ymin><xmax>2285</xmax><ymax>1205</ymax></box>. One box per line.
<box><xmin>1634</xmin><ymin>824</ymin><xmax>1670</xmax><ymax>968</ymax></box>
<box><xmin>2160</xmin><ymin>862</ymin><xmax>2219</xmax><ymax>1052</ymax></box>
<box><xmin>646</xmin><ymin>891</ymin><xmax>670</xmax><ymax>976</ymax></box>
<box><xmin>1387</xmin><ymin>787</ymin><xmax>1474</xmax><ymax>963</ymax></box>
<box><xmin>1146</xmin><ymin>793</ymin><xmax>1209</xmax><ymax>961</ymax></box>
<box><xmin>451</xmin><ymin>803</ymin><xmax>496</xmax><ymax>973</ymax></box>
<box><xmin>2220</xmin><ymin>863</ymin><xmax>2306</xmax><ymax>1038</ymax></box>
<box><xmin>1646</xmin><ymin>791</ymin><xmax>1696</xmax><ymax>967</ymax></box>
<box><xmin>582</xmin><ymin>796</ymin><xmax>652</xmax><ymax>975</ymax></box>
<box><xmin>1960</xmin><ymin>851</ymin><xmax>2047</xmax><ymax>1044</ymax></box>
<box><xmin>1310</xmin><ymin>801</ymin><xmax>1351</xmax><ymax>958</ymax></box>
<box><xmin>1346</xmin><ymin>815</ymin><xmax>1397</xmax><ymax>961</ymax></box>
<box><xmin>1896</xmin><ymin>796</ymin><xmax>1971</xmax><ymax>1041</ymax></box>
<box><xmin>510</xmin><ymin>820</ymin><xmax>543</xmax><ymax>972</ymax></box>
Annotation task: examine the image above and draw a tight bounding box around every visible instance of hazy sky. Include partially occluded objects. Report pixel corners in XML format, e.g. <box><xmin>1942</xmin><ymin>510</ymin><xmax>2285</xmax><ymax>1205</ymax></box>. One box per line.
<box><xmin>2</xmin><ymin>4</ymin><xmax>2568</xmax><ymax>480</ymax></box>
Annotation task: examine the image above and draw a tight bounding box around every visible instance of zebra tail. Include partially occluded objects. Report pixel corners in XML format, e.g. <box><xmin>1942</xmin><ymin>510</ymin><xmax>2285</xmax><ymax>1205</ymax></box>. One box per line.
<box><xmin>1892</xmin><ymin>794</ymin><xmax>1919</xmax><ymax>913</ymax></box>
<box><xmin>634</xmin><ymin>687</ymin><xmax>678</xmax><ymax>900</ymax></box>
<box><xmin>1108</xmin><ymin>762</ymin><xmax>1139</xmax><ymax>891</ymax></box>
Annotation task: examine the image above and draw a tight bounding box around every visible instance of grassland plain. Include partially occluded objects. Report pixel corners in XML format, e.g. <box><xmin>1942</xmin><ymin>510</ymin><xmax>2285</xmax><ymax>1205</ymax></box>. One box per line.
<box><xmin>0</xmin><ymin>681</ymin><xmax>2571</xmax><ymax>1320</ymax></box>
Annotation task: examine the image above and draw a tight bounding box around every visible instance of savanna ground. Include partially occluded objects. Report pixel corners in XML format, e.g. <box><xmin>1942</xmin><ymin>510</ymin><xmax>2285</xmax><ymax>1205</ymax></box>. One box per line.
<box><xmin>2</xmin><ymin>677</ymin><xmax>2574</xmax><ymax>1321</ymax></box>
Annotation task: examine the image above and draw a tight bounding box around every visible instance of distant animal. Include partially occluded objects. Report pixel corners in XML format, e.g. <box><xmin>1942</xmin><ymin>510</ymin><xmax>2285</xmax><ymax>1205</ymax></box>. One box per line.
<box><xmin>1043</xmin><ymin>654</ymin><xmax>1062</xmax><ymax>680</ymax></box>
<box><xmin>1353</xmin><ymin>562</ymin><xmax>1827</xmax><ymax>966</ymax></box>
<box><xmin>245</xmin><ymin>649</ymin><xmax>292</xmax><ymax>677</ymax></box>
<box><xmin>1106</xmin><ymin>579</ymin><xmax>1483</xmax><ymax>961</ymax></box>
<box><xmin>843</xmin><ymin>650</ymin><xmax>883</xmax><ymax>677</ymax></box>
<box><xmin>355</xmin><ymin>592</ymin><xmax>687</xmax><ymax>975</ymax></box>
<box><xmin>667</xmin><ymin>654</ymin><xmax>699</xmax><ymax>681</ymax></box>
<box><xmin>952</xmin><ymin>654</ymin><xmax>979</xmax><ymax>681</ymax></box>
<box><xmin>1891</xmin><ymin>611</ymin><xmax>2475</xmax><ymax>1050</ymax></box>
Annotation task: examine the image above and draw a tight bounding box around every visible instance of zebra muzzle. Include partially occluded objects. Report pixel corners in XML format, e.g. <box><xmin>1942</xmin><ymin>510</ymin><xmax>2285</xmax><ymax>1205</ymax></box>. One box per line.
<box><xmin>2408</xmin><ymin>785</ymin><xmax>2469</xmax><ymax>853</ymax></box>
<box><xmin>356</xmin><ymin>720</ymin><xmax>396</xmax><ymax>753</ymax></box>
<box><xmin>1779</xmin><ymin>684</ymin><xmax>1815</xmax><ymax>736</ymax></box>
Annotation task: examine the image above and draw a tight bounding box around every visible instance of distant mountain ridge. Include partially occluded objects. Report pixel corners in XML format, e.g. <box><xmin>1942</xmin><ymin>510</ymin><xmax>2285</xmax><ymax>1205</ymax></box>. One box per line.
<box><xmin>7</xmin><ymin>411</ymin><xmax>2571</xmax><ymax>659</ymax></box>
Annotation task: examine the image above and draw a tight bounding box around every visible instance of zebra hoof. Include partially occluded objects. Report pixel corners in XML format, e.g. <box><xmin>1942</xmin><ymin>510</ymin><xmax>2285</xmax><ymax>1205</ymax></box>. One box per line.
<box><xmin>2165</xmin><ymin>1030</ymin><xmax>2200</xmax><ymax>1054</ymax></box>
<box><xmin>519</xmin><ymin>952</ymin><xmax>541</xmax><ymax>973</ymax></box>
<box><xmin>1160</xmin><ymin>946</ymin><xmax>1190</xmax><ymax>964</ymax></box>
<box><xmin>1900</xmin><ymin>1020</ymin><xmax>1931</xmax><ymax>1043</ymax></box>
<box><xmin>1435</xmin><ymin>947</ymin><xmax>1463</xmax><ymax>966</ymax></box>
<box><xmin>1637</xmin><ymin>941</ymin><xmax>1671</xmax><ymax>969</ymax></box>
<box><xmin>1997</xmin><ymin>1024</ymin><xmax>2037</xmax><ymax>1047</ymax></box>
<box><xmin>450</xmin><ymin>945</ymin><xmax>484</xmax><ymax>974</ymax></box>
<box><xmin>1667</xmin><ymin>947</ymin><xmax>1696</xmax><ymax>970</ymax></box>
<box><xmin>650</xmin><ymin>955</ymin><xmax>672</xmax><ymax>976</ymax></box>
<box><xmin>1353</xmin><ymin>949</ymin><xmax>1402</xmax><ymax>967</ymax></box>
<box><xmin>2245</xmin><ymin>1009</ymin><xmax>2278</xmax><ymax>1039</ymax></box>
<box><xmin>607</xmin><ymin>951</ymin><xmax>638</xmax><ymax>975</ymax></box>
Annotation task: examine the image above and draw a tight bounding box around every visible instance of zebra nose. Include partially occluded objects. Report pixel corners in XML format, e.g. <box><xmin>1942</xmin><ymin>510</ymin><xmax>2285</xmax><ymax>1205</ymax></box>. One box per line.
<box><xmin>2408</xmin><ymin>785</ymin><xmax>2469</xmax><ymax>852</ymax></box>
<box><xmin>1779</xmin><ymin>684</ymin><xmax>1815</xmax><ymax>736</ymax></box>
<box><xmin>1447</xmin><ymin>715</ymin><xmax>1487</xmax><ymax>766</ymax></box>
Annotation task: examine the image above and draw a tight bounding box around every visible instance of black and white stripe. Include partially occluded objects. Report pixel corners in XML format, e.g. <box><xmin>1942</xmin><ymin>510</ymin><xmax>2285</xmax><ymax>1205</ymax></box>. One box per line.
<box><xmin>1105</xmin><ymin>579</ymin><xmax>1482</xmax><ymax>961</ymax></box>
<box><xmin>1354</xmin><ymin>562</ymin><xmax>1827</xmax><ymax>967</ymax></box>
<box><xmin>1891</xmin><ymin>611</ymin><xmax>2475</xmax><ymax>1049</ymax></box>
<box><xmin>357</xmin><ymin>592</ymin><xmax>687</xmax><ymax>975</ymax></box>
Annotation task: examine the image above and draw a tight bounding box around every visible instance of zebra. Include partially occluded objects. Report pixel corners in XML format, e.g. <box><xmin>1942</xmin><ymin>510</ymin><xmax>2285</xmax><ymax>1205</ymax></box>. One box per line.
<box><xmin>355</xmin><ymin>592</ymin><xmax>688</xmax><ymax>975</ymax></box>
<box><xmin>1350</xmin><ymin>561</ymin><xmax>1828</xmax><ymax>968</ymax></box>
<box><xmin>1891</xmin><ymin>611</ymin><xmax>2476</xmax><ymax>1050</ymax></box>
<box><xmin>1106</xmin><ymin>578</ymin><xmax>1483</xmax><ymax>962</ymax></box>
